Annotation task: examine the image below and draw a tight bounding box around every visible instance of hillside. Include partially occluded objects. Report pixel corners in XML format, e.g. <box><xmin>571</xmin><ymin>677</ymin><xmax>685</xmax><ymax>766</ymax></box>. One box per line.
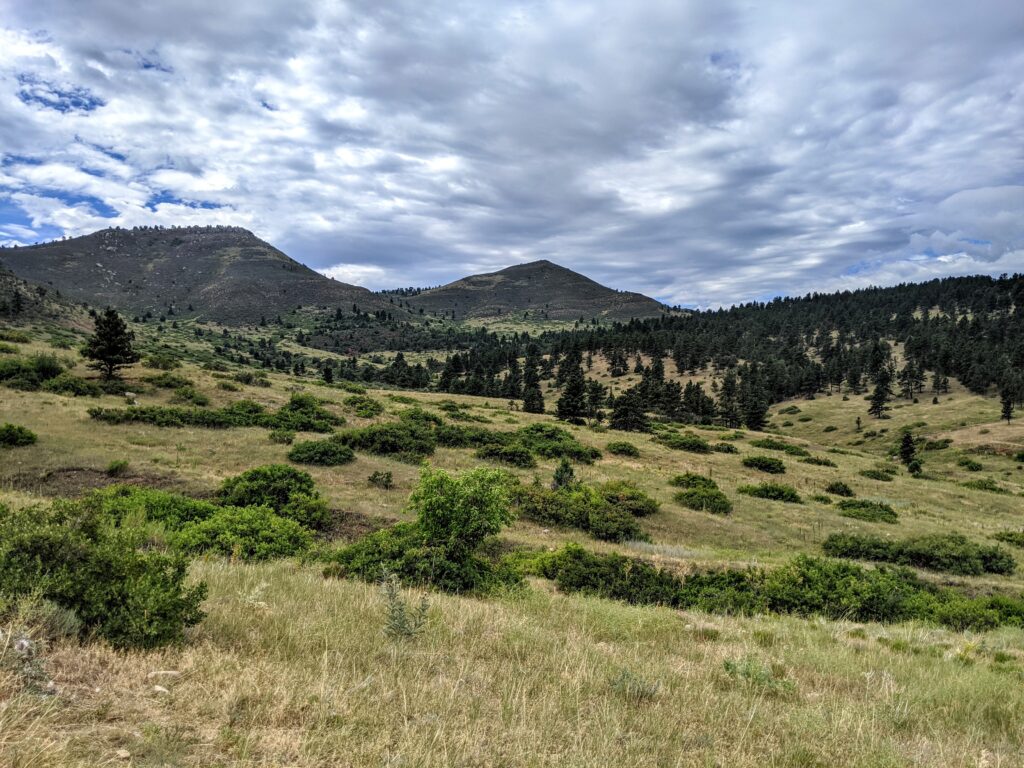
<box><xmin>0</xmin><ymin>264</ymin><xmax>92</xmax><ymax>332</ymax></box>
<box><xmin>0</xmin><ymin>226</ymin><xmax>401</xmax><ymax>325</ymax></box>
<box><xmin>402</xmin><ymin>260</ymin><xmax>669</xmax><ymax>322</ymax></box>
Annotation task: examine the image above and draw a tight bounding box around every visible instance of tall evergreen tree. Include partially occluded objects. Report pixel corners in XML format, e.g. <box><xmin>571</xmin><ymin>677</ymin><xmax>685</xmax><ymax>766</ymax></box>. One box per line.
<box><xmin>522</xmin><ymin>348</ymin><xmax>545</xmax><ymax>414</ymax></box>
<box><xmin>717</xmin><ymin>370</ymin><xmax>742</xmax><ymax>427</ymax></box>
<box><xmin>868</xmin><ymin>365</ymin><xmax>894</xmax><ymax>419</ymax></box>
<box><xmin>1001</xmin><ymin>388</ymin><xmax>1014</xmax><ymax>424</ymax></box>
<box><xmin>898</xmin><ymin>431</ymin><xmax>917</xmax><ymax>465</ymax></box>
<box><xmin>609</xmin><ymin>386</ymin><xmax>650</xmax><ymax>432</ymax></box>
<box><xmin>556</xmin><ymin>363</ymin><xmax>587</xmax><ymax>422</ymax></box>
<box><xmin>83</xmin><ymin>308</ymin><xmax>139</xmax><ymax>379</ymax></box>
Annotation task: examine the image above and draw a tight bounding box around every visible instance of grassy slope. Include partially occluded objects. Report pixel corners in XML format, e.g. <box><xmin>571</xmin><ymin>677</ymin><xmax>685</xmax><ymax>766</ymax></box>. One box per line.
<box><xmin>2</xmin><ymin>326</ymin><xmax>1024</xmax><ymax>765</ymax></box>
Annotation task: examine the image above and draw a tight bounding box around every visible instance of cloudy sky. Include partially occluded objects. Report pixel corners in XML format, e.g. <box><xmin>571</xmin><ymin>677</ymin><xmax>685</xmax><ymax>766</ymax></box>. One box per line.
<box><xmin>0</xmin><ymin>1</ymin><xmax>1021</xmax><ymax>307</ymax></box>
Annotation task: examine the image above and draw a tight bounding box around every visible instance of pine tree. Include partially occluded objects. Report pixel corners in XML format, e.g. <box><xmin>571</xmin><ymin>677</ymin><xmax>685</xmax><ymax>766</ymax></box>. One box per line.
<box><xmin>609</xmin><ymin>386</ymin><xmax>650</xmax><ymax>432</ymax></box>
<box><xmin>556</xmin><ymin>363</ymin><xmax>587</xmax><ymax>422</ymax></box>
<box><xmin>83</xmin><ymin>308</ymin><xmax>139</xmax><ymax>379</ymax></box>
<box><xmin>898</xmin><ymin>431</ymin><xmax>917</xmax><ymax>465</ymax></box>
<box><xmin>551</xmin><ymin>458</ymin><xmax>575</xmax><ymax>490</ymax></box>
<box><xmin>739</xmin><ymin>367</ymin><xmax>769</xmax><ymax>431</ymax></box>
<box><xmin>1001</xmin><ymin>388</ymin><xmax>1014</xmax><ymax>424</ymax></box>
<box><xmin>717</xmin><ymin>369</ymin><xmax>742</xmax><ymax>427</ymax></box>
<box><xmin>868</xmin><ymin>366</ymin><xmax>893</xmax><ymax>419</ymax></box>
<box><xmin>522</xmin><ymin>349</ymin><xmax>545</xmax><ymax>414</ymax></box>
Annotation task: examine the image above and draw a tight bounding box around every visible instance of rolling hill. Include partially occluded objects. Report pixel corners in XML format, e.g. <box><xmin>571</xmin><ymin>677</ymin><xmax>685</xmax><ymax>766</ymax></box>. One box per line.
<box><xmin>0</xmin><ymin>226</ymin><xmax>401</xmax><ymax>325</ymax></box>
<box><xmin>402</xmin><ymin>259</ymin><xmax>669</xmax><ymax>322</ymax></box>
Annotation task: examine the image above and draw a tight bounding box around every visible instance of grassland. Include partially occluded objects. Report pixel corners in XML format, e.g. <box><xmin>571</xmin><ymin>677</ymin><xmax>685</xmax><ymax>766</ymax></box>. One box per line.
<box><xmin>2</xmin><ymin>324</ymin><xmax>1024</xmax><ymax>766</ymax></box>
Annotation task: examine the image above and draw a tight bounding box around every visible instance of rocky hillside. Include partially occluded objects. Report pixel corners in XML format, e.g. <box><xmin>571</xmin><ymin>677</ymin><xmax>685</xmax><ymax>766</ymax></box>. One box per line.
<box><xmin>403</xmin><ymin>260</ymin><xmax>668</xmax><ymax>322</ymax></box>
<box><xmin>0</xmin><ymin>226</ymin><xmax>401</xmax><ymax>325</ymax></box>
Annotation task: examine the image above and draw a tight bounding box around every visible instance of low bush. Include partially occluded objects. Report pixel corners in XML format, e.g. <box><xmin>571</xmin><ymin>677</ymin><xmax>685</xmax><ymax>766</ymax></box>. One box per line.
<box><xmin>994</xmin><ymin>531</ymin><xmax>1024</xmax><ymax>548</ymax></box>
<box><xmin>810</xmin><ymin>494</ymin><xmax>833</xmax><ymax>504</ymax></box>
<box><xmin>749</xmin><ymin>438</ymin><xmax>810</xmax><ymax>457</ymax></box>
<box><xmin>0</xmin><ymin>353</ymin><xmax>66</xmax><ymax>390</ymax></box>
<box><xmin>606</xmin><ymin>440</ymin><xmax>639</xmax><ymax>457</ymax></box>
<box><xmin>514</xmin><ymin>423</ymin><xmax>601</xmax><ymax>463</ymax></box>
<box><xmin>143</xmin><ymin>353</ymin><xmax>180</xmax><ymax>370</ymax></box>
<box><xmin>674</xmin><ymin>481</ymin><xmax>733</xmax><ymax>514</ymax></box>
<box><xmin>144</xmin><ymin>372</ymin><xmax>193</xmax><ymax>389</ymax></box>
<box><xmin>288</xmin><ymin>438</ymin><xmax>356</xmax><ymax>466</ymax></box>
<box><xmin>476</xmin><ymin>442</ymin><xmax>536</xmax><ymax>468</ymax></box>
<box><xmin>170</xmin><ymin>385</ymin><xmax>210</xmax><ymax>406</ymax></box>
<box><xmin>0</xmin><ymin>422</ymin><xmax>37</xmax><ymax>448</ymax></box>
<box><xmin>344</xmin><ymin>394</ymin><xmax>385</xmax><ymax>418</ymax></box>
<box><xmin>42</xmin><ymin>372</ymin><xmax>103</xmax><ymax>397</ymax></box>
<box><xmin>656</xmin><ymin>432</ymin><xmax>711</xmax><ymax>453</ymax></box>
<box><xmin>737</xmin><ymin>482</ymin><xmax>802</xmax><ymax>503</ymax></box>
<box><xmin>961</xmin><ymin>478</ymin><xmax>1009</xmax><ymax>494</ymax></box>
<box><xmin>923</xmin><ymin>439</ymin><xmax>953</xmax><ymax>451</ymax></box>
<box><xmin>824</xmin><ymin>480</ymin><xmax>855</xmax><ymax>497</ymax></box>
<box><xmin>218</xmin><ymin>465</ymin><xmax>331</xmax><ymax>530</ymax></box>
<box><xmin>0</xmin><ymin>502</ymin><xmax>206</xmax><ymax>649</ymax></box>
<box><xmin>368</xmin><ymin>470</ymin><xmax>394</xmax><ymax>489</ymax></box>
<box><xmin>511</xmin><ymin>483</ymin><xmax>647</xmax><ymax>542</ymax></box>
<box><xmin>957</xmin><ymin>457</ymin><xmax>984</xmax><ymax>472</ymax></box>
<box><xmin>835</xmin><ymin>499</ymin><xmax>898</xmax><ymax>524</ymax></box>
<box><xmin>176</xmin><ymin>505</ymin><xmax>312</xmax><ymax>561</ymax></box>
<box><xmin>325</xmin><ymin>467</ymin><xmax>519</xmax><ymax>593</ymax></box>
<box><xmin>823</xmin><ymin>532</ymin><xmax>1015</xmax><ymax>575</ymax></box>
<box><xmin>742</xmin><ymin>455</ymin><xmax>786</xmax><ymax>474</ymax></box>
<box><xmin>1015</xmin><ymin>450</ymin><xmax>1024</xmax><ymax>463</ymax></box>
<box><xmin>598</xmin><ymin>480</ymin><xmax>660</xmax><ymax>517</ymax></box>
<box><xmin>269</xmin><ymin>428</ymin><xmax>295</xmax><ymax>444</ymax></box>
<box><xmin>105</xmin><ymin>459</ymin><xmax>130</xmax><ymax>477</ymax></box>
<box><xmin>711</xmin><ymin>442</ymin><xmax>739</xmax><ymax>454</ymax></box>
<box><xmin>859</xmin><ymin>469</ymin><xmax>894</xmax><ymax>482</ymax></box>
<box><xmin>801</xmin><ymin>456</ymin><xmax>837</xmax><ymax>467</ymax></box>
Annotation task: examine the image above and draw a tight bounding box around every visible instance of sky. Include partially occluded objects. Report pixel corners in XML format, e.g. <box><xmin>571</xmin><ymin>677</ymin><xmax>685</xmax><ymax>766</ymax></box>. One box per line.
<box><xmin>0</xmin><ymin>1</ymin><xmax>1022</xmax><ymax>308</ymax></box>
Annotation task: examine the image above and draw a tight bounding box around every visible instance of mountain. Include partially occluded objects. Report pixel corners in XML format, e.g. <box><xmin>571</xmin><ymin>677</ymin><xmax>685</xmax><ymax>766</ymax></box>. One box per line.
<box><xmin>0</xmin><ymin>264</ymin><xmax>92</xmax><ymax>330</ymax></box>
<box><xmin>402</xmin><ymin>260</ymin><xmax>668</xmax><ymax>322</ymax></box>
<box><xmin>0</xmin><ymin>226</ymin><xmax>400</xmax><ymax>325</ymax></box>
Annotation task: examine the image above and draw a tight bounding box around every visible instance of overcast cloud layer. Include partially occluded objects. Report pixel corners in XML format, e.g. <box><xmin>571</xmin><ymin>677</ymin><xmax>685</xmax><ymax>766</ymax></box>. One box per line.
<box><xmin>1</xmin><ymin>0</ymin><xmax>1022</xmax><ymax>306</ymax></box>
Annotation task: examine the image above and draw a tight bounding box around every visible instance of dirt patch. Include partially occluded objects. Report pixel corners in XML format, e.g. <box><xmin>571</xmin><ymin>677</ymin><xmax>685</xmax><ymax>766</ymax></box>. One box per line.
<box><xmin>327</xmin><ymin>508</ymin><xmax>392</xmax><ymax>542</ymax></box>
<box><xmin>3</xmin><ymin>466</ymin><xmax>200</xmax><ymax>499</ymax></box>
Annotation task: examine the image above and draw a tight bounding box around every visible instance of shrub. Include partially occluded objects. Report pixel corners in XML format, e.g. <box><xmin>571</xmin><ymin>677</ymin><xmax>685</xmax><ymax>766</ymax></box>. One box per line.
<box><xmin>42</xmin><ymin>372</ymin><xmax>103</xmax><ymax>397</ymax></box>
<box><xmin>218</xmin><ymin>381</ymin><xmax>241</xmax><ymax>392</ymax></box>
<box><xmin>674</xmin><ymin>486</ymin><xmax>733</xmax><ymax>514</ymax></box>
<box><xmin>143</xmin><ymin>353</ymin><xmax>180</xmax><ymax>370</ymax></box>
<box><xmin>957</xmin><ymin>457</ymin><xmax>984</xmax><ymax>472</ymax></box>
<box><xmin>823</xmin><ymin>532</ymin><xmax>1015</xmax><ymax>576</ymax></box>
<box><xmin>476</xmin><ymin>442</ymin><xmax>537</xmax><ymax>468</ymax></box>
<box><xmin>513</xmin><ymin>423</ymin><xmax>601</xmax><ymax>463</ymax></box>
<box><xmin>994</xmin><ymin>531</ymin><xmax>1024</xmax><ymax>548</ymax></box>
<box><xmin>144</xmin><ymin>372</ymin><xmax>192</xmax><ymax>389</ymax></box>
<box><xmin>105</xmin><ymin>459</ymin><xmax>130</xmax><ymax>477</ymax></box>
<box><xmin>606</xmin><ymin>440</ymin><xmax>639</xmax><ymax>457</ymax></box>
<box><xmin>801</xmin><ymin>456</ymin><xmax>837</xmax><ymax>467</ymax></box>
<box><xmin>669</xmin><ymin>472</ymin><xmax>715</xmax><ymax>490</ymax></box>
<box><xmin>961</xmin><ymin>478</ymin><xmax>1009</xmax><ymax>494</ymax></box>
<box><xmin>369</xmin><ymin>470</ymin><xmax>394</xmax><ymax>489</ymax></box>
<box><xmin>711</xmin><ymin>442</ymin><xmax>739</xmax><ymax>454</ymax></box>
<box><xmin>656</xmin><ymin>432</ymin><xmax>711</xmax><ymax>453</ymax></box>
<box><xmin>810</xmin><ymin>494</ymin><xmax>833</xmax><ymax>504</ymax></box>
<box><xmin>598</xmin><ymin>480</ymin><xmax>660</xmax><ymax>517</ymax></box>
<box><xmin>824</xmin><ymin>480</ymin><xmax>855</xmax><ymax>497</ymax></box>
<box><xmin>1015</xmin><ymin>450</ymin><xmax>1024</xmax><ymax>463</ymax></box>
<box><xmin>326</xmin><ymin>467</ymin><xmax>519</xmax><ymax>593</ymax></box>
<box><xmin>83</xmin><ymin>485</ymin><xmax>221</xmax><ymax>528</ymax></box>
<box><xmin>823</xmin><ymin>425</ymin><xmax>837</xmax><ymax>433</ymax></box>
<box><xmin>218</xmin><ymin>465</ymin><xmax>330</xmax><ymax>530</ymax></box>
<box><xmin>271</xmin><ymin>392</ymin><xmax>345</xmax><ymax>432</ymax></box>
<box><xmin>0</xmin><ymin>353</ymin><xmax>66</xmax><ymax>390</ymax></box>
<box><xmin>737</xmin><ymin>482</ymin><xmax>802</xmax><ymax>503</ymax></box>
<box><xmin>175</xmin><ymin>506</ymin><xmax>312</xmax><ymax>561</ymax></box>
<box><xmin>749</xmin><ymin>438</ymin><xmax>810</xmax><ymax>457</ymax></box>
<box><xmin>288</xmin><ymin>438</ymin><xmax>356</xmax><ymax>466</ymax></box>
<box><xmin>269</xmin><ymin>428</ymin><xmax>295</xmax><ymax>445</ymax></box>
<box><xmin>0</xmin><ymin>330</ymin><xmax>30</xmax><ymax>343</ymax></box>
<box><xmin>335</xmin><ymin>419</ymin><xmax>436</xmax><ymax>461</ymax></box>
<box><xmin>742</xmin><ymin>455</ymin><xmax>786</xmax><ymax>474</ymax></box>
<box><xmin>923</xmin><ymin>439</ymin><xmax>953</xmax><ymax>451</ymax></box>
<box><xmin>835</xmin><ymin>499</ymin><xmax>898</xmax><ymax>524</ymax></box>
<box><xmin>859</xmin><ymin>469</ymin><xmax>894</xmax><ymax>482</ymax></box>
<box><xmin>344</xmin><ymin>394</ymin><xmax>385</xmax><ymax>418</ymax></box>
<box><xmin>512</xmin><ymin>483</ymin><xmax>647</xmax><ymax>542</ymax></box>
<box><xmin>538</xmin><ymin>544</ymin><xmax>682</xmax><ymax>606</ymax></box>
<box><xmin>170</xmin><ymin>385</ymin><xmax>210</xmax><ymax>406</ymax></box>
<box><xmin>0</xmin><ymin>423</ymin><xmax>37</xmax><ymax>448</ymax></box>
<box><xmin>0</xmin><ymin>502</ymin><xmax>206</xmax><ymax>649</ymax></box>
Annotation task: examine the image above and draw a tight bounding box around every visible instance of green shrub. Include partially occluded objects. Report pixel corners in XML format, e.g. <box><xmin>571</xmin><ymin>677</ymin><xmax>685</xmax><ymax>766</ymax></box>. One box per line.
<box><xmin>344</xmin><ymin>394</ymin><xmax>385</xmax><ymax>418</ymax></box>
<box><xmin>513</xmin><ymin>423</ymin><xmax>601</xmax><ymax>463</ymax></box>
<box><xmin>0</xmin><ymin>330</ymin><xmax>30</xmax><ymax>343</ymax></box>
<box><xmin>218</xmin><ymin>465</ymin><xmax>330</xmax><ymax>530</ymax></box>
<box><xmin>810</xmin><ymin>494</ymin><xmax>833</xmax><ymax>504</ymax></box>
<box><xmin>993</xmin><ymin>531</ymin><xmax>1024</xmax><ymax>548</ymax></box>
<box><xmin>369</xmin><ymin>470</ymin><xmax>394</xmax><ymax>489</ymax></box>
<box><xmin>42</xmin><ymin>372</ymin><xmax>103</xmax><ymax>397</ymax></box>
<box><xmin>823</xmin><ymin>425</ymin><xmax>837</xmax><ymax>433</ymax></box>
<box><xmin>0</xmin><ymin>341</ymin><xmax>17</xmax><ymax>354</ymax></box>
<box><xmin>711</xmin><ymin>442</ymin><xmax>739</xmax><ymax>454</ymax></box>
<box><xmin>824</xmin><ymin>480</ymin><xmax>855</xmax><ymax>497</ymax></box>
<box><xmin>737</xmin><ymin>482</ymin><xmax>802</xmax><ymax>503</ymax></box>
<box><xmin>656</xmin><ymin>432</ymin><xmax>711</xmax><ymax>453</ymax></box>
<box><xmin>476</xmin><ymin>442</ymin><xmax>537</xmax><ymax>468</ymax></box>
<box><xmin>0</xmin><ymin>353</ymin><xmax>66</xmax><ymax>390</ymax></box>
<box><xmin>335</xmin><ymin>419</ymin><xmax>437</xmax><ymax>461</ymax></box>
<box><xmin>0</xmin><ymin>502</ymin><xmax>206</xmax><ymax>649</ymax></box>
<box><xmin>835</xmin><ymin>499</ymin><xmax>898</xmax><ymax>524</ymax></box>
<box><xmin>511</xmin><ymin>483</ymin><xmax>647</xmax><ymax>542</ymax></box>
<box><xmin>674</xmin><ymin>486</ymin><xmax>733</xmax><ymax>514</ymax></box>
<box><xmin>859</xmin><ymin>469</ymin><xmax>894</xmax><ymax>482</ymax></box>
<box><xmin>269</xmin><ymin>428</ymin><xmax>295</xmax><ymax>445</ymax></box>
<box><xmin>537</xmin><ymin>544</ymin><xmax>682</xmax><ymax>606</ymax></box>
<box><xmin>326</xmin><ymin>467</ymin><xmax>519</xmax><ymax>593</ymax></box>
<box><xmin>823</xmin><ymin>532</ymin><xmax>1015</xmax><ymax>575</ymax></box>
<box><xmin>271</xmin><ymin>393</ymin><xmax>346</xmax><ymax>432</ymax></box>
<box><xmin>669</xmin><ymin>473</ymin><xmax>716</xmax><ymax>490</ymax></box>
<box><xmin>598</xmin><ymin>480</ymin><xmax>660</xmax><ymax>517</ymax></box>
<box><xmin>218</xmin><ymin>381</ymin><xmax>241</xmax><ymax>392</ymax></box>
<box><xmin>923</xmin><ymin>439</ymin><xmax>953</xmax><ymax>451</ymax></box>
<box><xmin>742</xmin><ymin>455</ymin><xmax>786</xmax><ymax>474</ymax></box>
<box><xmin>170</xmin><ymin>385</ymin><xmax>210</xmax><ymax>406</ymax></box>
<box><xmin>957</xmin><ymin>457</ymin><xmax>984</xmax><ymax>472</ymax></box>
<box><xmin>0</xmin><ymin>422</ymin><xmax>37</xmax><ymax>448</ymax></box>
<box><xmin>1015</xmin><ymin>450</ymin><xmax>1024</xmax><ymax>463</ymax></box>
<box><xmin>105</xmin><ymin>459</ymin><xmax>130</xmax><ymax>477</ymax></box>
<box><xmin>143</xmin><ymin>353</ymin><xmax>180</xmax><ymax>370</ymax></box>
<box><xmin>288</xmin><ymin>438</ymin><xmax>356</xmax><ymax>466</ymax></box>
<box><xmin>606</xmin><ymin>441</ymin><xmax>639</xmax><ymax>457</ymax></box>
<box><xmin>176</xmin><ymin>506</ymin><xmax>312</xmax><ymax>561</ymax></box>
<box><xmin>749</xmin><ymin>438</ymin><xmax>810</xmax><ymax>457</ymax></box>
<box><xmin>144</xmin><ymin>372</ymin><xmax>193</xmax><ymax>389</ymax></box>
<box><xmin>801</xmin><ymin>456</ymin><xmax>837</xmax><ymax>467</ymax></box>
<box><xmin>961</xmin><ymin>477</ymin><xmax>1009</xmax><ymax>494</ymax></box>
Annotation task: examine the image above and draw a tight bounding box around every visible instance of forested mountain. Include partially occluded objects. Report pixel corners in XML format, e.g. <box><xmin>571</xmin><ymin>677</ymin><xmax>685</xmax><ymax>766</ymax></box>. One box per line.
<box><xmin>0</xmin><ymin>226</ymin><xmax>403</xmax><ymax>325</ymax></box>
<box><xmin>395</xmin><ymin>260</ymin><xmax>669</xmax><ymax>321</ymax></box>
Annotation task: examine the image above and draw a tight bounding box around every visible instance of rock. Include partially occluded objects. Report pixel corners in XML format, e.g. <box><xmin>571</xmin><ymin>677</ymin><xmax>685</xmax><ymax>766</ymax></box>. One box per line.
<box><xmin>116</xmin><ymin>749</ymin><xmax>131</xmax><ymax>760</ymax></box>
<box><xmin>152</xmin><ymin>685</ymin><xmax>170</xmax><ymax>694</ymax></box>
<box><xmin>147</xmin><ymin>670</ymin><xmax>181</xmax><ymax>679</ymax></box>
